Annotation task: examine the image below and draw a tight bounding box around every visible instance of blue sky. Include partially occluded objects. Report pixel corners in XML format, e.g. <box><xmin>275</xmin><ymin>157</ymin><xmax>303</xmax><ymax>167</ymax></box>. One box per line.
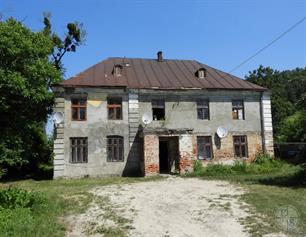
<box><xmin>1</xmin><ymin>0</ymin><xmax>305</xmax><ymax>79</ymax></box>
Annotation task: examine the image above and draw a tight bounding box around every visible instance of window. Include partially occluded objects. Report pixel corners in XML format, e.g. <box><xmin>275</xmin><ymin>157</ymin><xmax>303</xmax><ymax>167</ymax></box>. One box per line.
<box><xmin>152</xmin><ymin>99</ymin><xmax>165</xmax><ymax>120</ymax></box>
<box><xmin>107</xmin><ymin>136</ymin><xmax>124</xmax><ymax>162</ymax></box>
<box><xmin>233</xmin><ymin>136</ymin><xmax>248</xmax><ymax>158</ymax></box>
<box><xmin>113</xmin><ymin>65</ymin><xmax>122</xmax><ymax>77</ymax></box>
<box><xmin>197</xmin><ymin>100</ymin><xmax>210</xmax><ymax>120</ymax></box>
<box><xmin>108</xmin><ymin>97</ymin><xmax>122</xmax><ymax>120</ymax></box>
<box><xmin>197</xmin><ymin>136</ymin><xmax>213</xmax><ymax>160</ymax></box>
<box><xmin>232</xmin><ymin>100</ymin><xmax>244</xmax><ymax>120</ymax></box>
<box><xmin>196</xmin><ymin>68</ymin><xmax>207</xmax><ymax>78</ymax></box>
<box><xmin>71</xmin><ymin>98</ymin><xmax>87</xmax><ymax>121</ymax></box>
<box><xmin>70</xmin><ymin>137</ymin><xmax>88</xmax><ymax>163</ymax></box>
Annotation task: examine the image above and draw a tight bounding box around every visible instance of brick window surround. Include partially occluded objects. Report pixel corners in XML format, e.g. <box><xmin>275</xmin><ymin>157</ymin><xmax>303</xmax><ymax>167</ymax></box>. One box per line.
<box><xmin>233</xmin><ymin>135</ymin><xmax>248</xmax><ymax>158</ymax></box>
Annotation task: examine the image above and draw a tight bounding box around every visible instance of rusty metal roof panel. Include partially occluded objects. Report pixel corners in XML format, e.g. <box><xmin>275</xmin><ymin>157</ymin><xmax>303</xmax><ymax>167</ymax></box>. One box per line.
<box><xmin>57</xmin><ymin>57</ymin><xmax>266</xmax><ymax>91</ymax></box>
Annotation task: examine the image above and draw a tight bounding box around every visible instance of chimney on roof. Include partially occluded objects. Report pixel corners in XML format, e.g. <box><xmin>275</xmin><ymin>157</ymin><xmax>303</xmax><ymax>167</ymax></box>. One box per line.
<box><xmin>157</xmin><ymin>51</ymin><xmax>163</xmax><ymax>62</ymax></box>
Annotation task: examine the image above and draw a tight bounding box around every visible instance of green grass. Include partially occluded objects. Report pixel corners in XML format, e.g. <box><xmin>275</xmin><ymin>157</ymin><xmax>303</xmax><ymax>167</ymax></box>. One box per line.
<box><xmin>0</xmin><ymin>176</ymin><xmax>163</xmax><ymax>237</ymax></box>
<box><xmin>189</xmin><ymin>159</ymin><xmax>306</xmax><ymax>236</ymax></box>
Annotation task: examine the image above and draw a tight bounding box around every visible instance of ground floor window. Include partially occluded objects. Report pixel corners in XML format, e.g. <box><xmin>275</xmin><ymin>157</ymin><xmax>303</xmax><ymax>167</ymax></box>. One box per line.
<box><xmin>233</xmin><ymin>135</ymin><xmax>248</xmax><ymax>158</ymax></box>
<box><xmin>197</xmin><ymin>136</ymin><xmax>213</xmax><ymax>160</ymax></box>
<box><xmin>107</xmin><ymin>136</ymin><xmax>124</xmax><ymax>162</ymax></box>
<box><xmin>70</xmin><ymin>137</ymin><xmax>88</xmax><ymax>163</ymax></box>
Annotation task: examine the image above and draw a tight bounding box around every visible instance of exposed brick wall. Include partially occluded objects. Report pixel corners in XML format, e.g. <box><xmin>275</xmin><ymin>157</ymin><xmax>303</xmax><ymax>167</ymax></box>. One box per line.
<box><xmin>144</xmin><ymin>134</ymin><xmax>159</xmax><ymax>175</ymax></box>
<box><xmin>179</xmin><ymin>135</ymin><xmax>196</xmax><ymax>174</ymax></box>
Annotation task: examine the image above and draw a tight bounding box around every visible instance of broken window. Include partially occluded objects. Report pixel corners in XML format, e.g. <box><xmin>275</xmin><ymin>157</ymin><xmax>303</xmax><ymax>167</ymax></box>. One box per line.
<box><xmin>70</xmin><ymin>137</ymin><xmax>88</xmax><ymax>163</ymax></box>
<box><xmin>71</xmin><ymin>98</ymin><xmax>87</xmax><ymax>121</ymax></box>
<box><xmin>197</xmin><ymin>100</ymin><xmax>210</xmax><ymax>120</ymax></box>
<box><xmin>152</xmin><ymin>99</ymin><xmax>165</xmax><ymax>120</ymax></box>
<box><xmin>197</xmin><ymin>136</ymin><xmax>213</xmax><ymax>160</ymax></box>
<box><xmin>233</xmin><ymin>136</ymin><xmax>248</xmax><ymax>158</ymax></box>
<box><xmin>232</xmin><ymin>100</ymin><xmax>244</xmax><ymax>120</ymax></box>
<box><xmin>113</xmin><ymin>65</ymin><xmax>123</xmax><ymax>76</ymax></box>
<box><xmin>108</xmin><ymin>97</ymin><xmax>122</xmax><ymax>120</ymax></box>
<box><xmin>107</xmin><ymin>136</ymin><xmax>124</xmax><ymax>162</ymax></box>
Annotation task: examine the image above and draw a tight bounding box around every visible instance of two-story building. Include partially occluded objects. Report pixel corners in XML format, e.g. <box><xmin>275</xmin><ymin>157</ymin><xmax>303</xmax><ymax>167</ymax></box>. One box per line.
<box><xmin>52</xmin><ymin>52</ymin><xmax>274</xmax><ymax>178</ymax></box>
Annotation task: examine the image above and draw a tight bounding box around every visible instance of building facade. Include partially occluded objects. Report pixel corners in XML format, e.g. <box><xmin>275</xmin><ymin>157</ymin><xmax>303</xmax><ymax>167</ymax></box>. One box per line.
<box><xmin>52</xmin><ymin>53</ymin><xmax>274</xmax><ymax>178</ymax></box>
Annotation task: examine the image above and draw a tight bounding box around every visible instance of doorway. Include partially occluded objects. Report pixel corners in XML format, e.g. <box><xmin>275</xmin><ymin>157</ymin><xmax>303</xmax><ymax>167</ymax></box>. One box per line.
<box><xmin>159</xmin><ymin>137</ymin><xmax>179</xmax><ymax>174</ymax></box>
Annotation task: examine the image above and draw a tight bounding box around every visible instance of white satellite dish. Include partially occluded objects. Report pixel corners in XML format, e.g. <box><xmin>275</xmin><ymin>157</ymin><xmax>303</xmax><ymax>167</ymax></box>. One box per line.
<box><xmin>142</xmin><ymin>112</ymin><xmax>152</xmax><ymax>125</ymax></box>
<box><xmin>217</xmin><ymin>126</ymin><xmax>228</xmax><ymax>138</ymax></box>
<box><xmin>53</xmin><ymin>112</ymin><xmax>64</xmax><ymax>124</ymax></box>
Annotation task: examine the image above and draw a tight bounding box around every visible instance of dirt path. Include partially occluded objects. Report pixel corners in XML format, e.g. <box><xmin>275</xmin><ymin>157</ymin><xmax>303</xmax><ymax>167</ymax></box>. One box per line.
<box><xmin>66</xmin><ymin>177</ymin><xmax>257</xmax><ymax>237</ymax></box>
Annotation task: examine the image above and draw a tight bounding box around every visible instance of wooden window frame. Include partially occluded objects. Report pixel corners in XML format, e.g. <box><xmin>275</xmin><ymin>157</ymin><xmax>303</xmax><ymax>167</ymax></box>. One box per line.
<box><xmin>197</xmin><ymin>136</ymin><xmax>213</xmax><ymax>160</ymax></box>
<box><xmin>107</xmin><ymin>97</ymin><xmax>122</xmax><ymax>120</ymax></box>
<box><xmin>232</xmin><ymin>100</ymin><xmax>245</xmax><ymax>120</ymax></box>
<box><xmin>233</xmin><ymin>135</ymin><xmax>248</xmax><ymax>158</ymax></box>
<box><xmin>197</xmin><ymin>100</ymin><xmax>210</xmax><ymax>120</ymax></box>
<box><xmin>152</xmin><ymin>99</ymin><xmax>165</xmax><ymax>121</ymax></box>
<box><xmin>70</xmin><ymin>137</ymin><xmax>88</xmax><ymax>163</ymax></box>
<box><xmin>71</xmin><ymin>98</ymin><xmax>87</xmax><ymax>121</ymax></box>
<box><xmin>107</xmin><ymin>136</ymin><xmax>124</xmax><ymax>162</ymax></box>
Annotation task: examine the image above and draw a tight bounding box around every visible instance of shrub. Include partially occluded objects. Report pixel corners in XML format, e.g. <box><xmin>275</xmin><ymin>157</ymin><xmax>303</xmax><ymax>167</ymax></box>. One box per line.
<box><xmin>0</xmin><ymin>188</ymin><xmax>46</xmax><ymax>210</ymax></box>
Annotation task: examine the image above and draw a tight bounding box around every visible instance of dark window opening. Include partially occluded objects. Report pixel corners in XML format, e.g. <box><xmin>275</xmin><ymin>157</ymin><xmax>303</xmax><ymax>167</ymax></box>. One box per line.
<box><xmin>113</xmin><ymin>65</ymin><xmax>123</xmax><ymax>76</ymax></box>
<box><xmin>71</xmin><ymin>98</ymin><xmax>87</xmax><ymax>121</ymax></box>
<box><xmin>232</xmin><ymin>100</ymin><xmax>244</xmax><ymax>120</ymax></box>
<box><xmin>152</xmin><ymin>99</ymin><xmax>165</xmax><ymax>120</ymax></box>
<box><xmin>197</xmin><ymin>136</ymin><xmax>213</xmax><ymax>160</ymax></box>
<box><xmin>108</xmin><ymin>97</ymin><xmax>122</xmax><ymax>120</ymax></box>
<box><xmin>233</xmin><ymin>136</ymin><xmax>248</xmax><ymax>158</ymax></box>
<box><xmin>107</xmin><ymin>136</ymin><xmax>124</xmax><ymax>162</ymax></box>
<box><xmin>197</xmin><ymin>100</ymin><xmax>210</xmax><ymax>120</ymax></box>
<box><xmin>70</xmin><ymin>137</ymin><xmax>88</xmax><ymax>163</ymax></box>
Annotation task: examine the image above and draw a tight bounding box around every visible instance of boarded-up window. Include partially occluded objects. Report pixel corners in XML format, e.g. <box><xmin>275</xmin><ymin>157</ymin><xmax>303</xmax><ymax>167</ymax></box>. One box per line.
<box><xmin>70</xmin><ymin>137</ymin><xmax>88</xmax><ymax>163</ymax></box>
<box><xmin>152</xmin><ymin>99</ymin><xmax>165</xmax><ymax>120</ymax></box>
<box><xmin>232</xmin><ymin>100</ymin><xmax>244</xmax><ymax>120</ymax></box>
<box><xmin>197</xmin><ymin>136</ymin><xmax>213</xmax><ymax>160</ymax></box>
<box><xmin>233</xmin><ymin>136</ymin><xmax>248</xmax><ymax>158</ymax></box>
<box><xmin>71</xmin><ymin>98</ymin><xmax>87</xmax><ymax>121</ymax></box>
<box><xmin>108</xmin><ymin>97</ymin><xmax>122</xmax><ymax>120</ymax></box>
<box><xmin>197</xmin><ymin>100</ymin><xmax>210</xmax><ymax>120</ymax></box>
<box><xmin>107</xmin><ymin>136</ymin><xmax>124</xmax><ymax>162</ymax></box>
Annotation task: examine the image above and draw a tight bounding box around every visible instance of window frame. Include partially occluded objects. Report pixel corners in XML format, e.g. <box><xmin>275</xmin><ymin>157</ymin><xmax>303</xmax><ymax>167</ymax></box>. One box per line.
<box><xmin>70</xmin><ymin>137</ymin><xmax>88</xmax><ymax>163</ymax></box>
<box><xmin>71</xmin><ymin>98</ymin><xmax>87</xmax><ymax>121</ymax></box>
<box><xmin>107</xmin><ymin>136</ymin><xmax>124</xmax><ymax>162</ymax></box>
<box><xmin>113</xmin><ymin>65</ymin><xmax>123</xmax><ymax>77</ymax></box>
<box><xmin>232</xmin><ymin>100</ymin><xmax>245</xmax><ymax>120</ymax></box>
<box><xmin>233</xmin><ymin>135</ymin><xmax>248</xmax><ymax>158</ymax></box>
<box><xmin>197</xmin><ymin>136</ymin><xmax>213</xmax><ymax>160</ymax></box>
<box><xmin>107</xmin><ymin>97</ymin><xmax>123</xmax><ymax>120</ymax></box>
<box><xmin>152</xmin><ymin>99</ymin><xmax>165</xmax><ymax>121</ymax></box>
<box><xmin>197</xmin><ymin>100</ymin><xmax>210</xmax><ymax>120</ymax></box>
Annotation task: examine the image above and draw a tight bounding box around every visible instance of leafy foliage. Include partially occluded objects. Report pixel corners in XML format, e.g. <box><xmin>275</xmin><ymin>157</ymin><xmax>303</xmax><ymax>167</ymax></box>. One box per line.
<box><xmin>245</xmin><ymin>66</ymin><xmax>306</xmax><ymax>142</ymax></box>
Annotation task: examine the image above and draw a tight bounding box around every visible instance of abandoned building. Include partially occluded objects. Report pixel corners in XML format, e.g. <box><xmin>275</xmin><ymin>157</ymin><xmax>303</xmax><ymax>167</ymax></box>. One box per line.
<box><xmin>52</xmin><ymin>52</ymin><xmax>274</xmax><ymax>178</ymax></box>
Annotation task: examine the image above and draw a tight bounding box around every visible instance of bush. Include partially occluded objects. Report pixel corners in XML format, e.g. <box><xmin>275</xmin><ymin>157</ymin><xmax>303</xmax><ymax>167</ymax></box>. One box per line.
<box><xmin>0</xmin><ymin>188</ymin><xmax>46</xmax><ymax>210</ymax></box>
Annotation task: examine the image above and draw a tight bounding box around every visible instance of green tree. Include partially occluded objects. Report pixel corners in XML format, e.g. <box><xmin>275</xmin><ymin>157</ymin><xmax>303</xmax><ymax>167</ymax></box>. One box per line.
<box><xmin>245</xmin><ymin>65</ymin><xmax>306</xmax><ymax>142</ymax></box>
<box><xmin>0</xmin><ymin>16</ymin><xmax>84</xmax><ymax>178</ymax></box>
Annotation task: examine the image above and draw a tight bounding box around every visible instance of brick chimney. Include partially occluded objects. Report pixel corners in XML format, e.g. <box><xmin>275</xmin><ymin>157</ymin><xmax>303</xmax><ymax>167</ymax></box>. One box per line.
<box><xmin>157</xmin><ymin>51</ymin><xmax>163</xmax><ymax>62</ymax></box>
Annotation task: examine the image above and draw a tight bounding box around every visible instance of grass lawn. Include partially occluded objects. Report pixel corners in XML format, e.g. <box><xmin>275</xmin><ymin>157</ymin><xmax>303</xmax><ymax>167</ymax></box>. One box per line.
<box><xmin>0</xmin><ymin>176</ymin><xmax>162</xmax><ymax>237</ymax></box>
<box><xmin>189</xmin><ymin>160</ymin><xmax>306</xmax><ymax>236</ymax></box>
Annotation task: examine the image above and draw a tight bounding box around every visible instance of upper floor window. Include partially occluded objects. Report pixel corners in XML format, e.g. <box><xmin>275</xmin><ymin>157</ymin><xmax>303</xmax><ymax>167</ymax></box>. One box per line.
<box><xmin>196</xmin><ymin>68</ymin><xmax>207</xmax><ymax>78</ymax></box>
<box><xmin>152</xmin><ymin>99</ymin><xmax>165</xmax><ymax>121</ymax></box>
<box><xmin>70</xmin><ymin>137</ymin><xmax>88</xmax><ymax>163</ymax></box>
<box><xmin>71</xmin><ymin>98</ymin><xmax>87</xmax><ymax>121</ymax></box>
<box><xmin>108</xmin><ymin>97</ymin><xmax>122</xmax><ymax>120</ymax></box>
<box><xmin>197</xmin><ymin>136</ymin><xmax>213</xmax><ymax>160</ymax></box>
<box><xmin>232</xmin><ymin>100</ymin><xmax>244</xmax><ymax>120</ymax></box>
<box><xmin>113</xmin><ymin>65</ymin><xmax>123</xmax><ymax>77</ymax></box>
<box><xmin>197</xmin><ymin>100</ymin><xmax>210</xmax><ymax>120</ymax></box>
<box><xmin>107</xmin><ymin>136</ymin><xmax>124</xmax><ymax>162</ymax></box>
<box><xmin>233</xmin><ymin>135</ymin><xmax>248</xmax><ymax>158</ymax></box>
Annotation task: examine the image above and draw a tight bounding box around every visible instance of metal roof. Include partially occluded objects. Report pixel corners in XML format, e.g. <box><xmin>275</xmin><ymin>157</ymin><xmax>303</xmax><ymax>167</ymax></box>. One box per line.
<box><xmin>56</xmin><ymin>57</ymin><xmax>266</xmax><ymax>91</ymax></box>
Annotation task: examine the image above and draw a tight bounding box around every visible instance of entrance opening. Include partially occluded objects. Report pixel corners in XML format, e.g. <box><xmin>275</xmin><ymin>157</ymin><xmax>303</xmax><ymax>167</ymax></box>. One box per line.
<box><xmin>159</xmin><ymin>137</ymin><xmax>179</xmax><ymax>174</ymax></box>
